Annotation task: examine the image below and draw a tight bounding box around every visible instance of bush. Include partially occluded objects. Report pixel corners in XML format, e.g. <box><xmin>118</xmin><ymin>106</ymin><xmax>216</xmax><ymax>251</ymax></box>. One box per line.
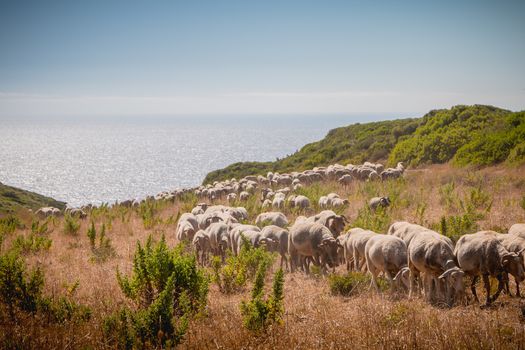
<box><xmin>240</xmin><ymin>262</ymin><xmax>285</xmax><ymax>332</ymax></box>
<box><xmin>352</xmin><ymin>206</ymin><xmax>391</xmax><ymax>233</ymax></box>
<box><xmin>63</xmin><ymin>214</ymin><xmax>80</xmax><ymax>235</ymax></box>
<box><xmin>212</xmin><ymin>236</ymin><xmax>275</xmax><ymax>294</ymax></box>
<box><xmin>87</xmin><ymin>222</ymin><xmax>116</xmax><ymax>263</ymax></box>
<box><xmin>13</xmin><ymin>233</ymin><xmax>52</xmax><ymax>254</ymax></box>
<box><xmin>328</xmin><ymin>272</ymin><xmax>382</xmax><ymax>296</ymax></box>
<box><xmin>0</xmin><ymin>250</ymin><xmax>90</xmax><ymax>323</ymax></box>
<box><xmin>104</xmin><ymin>235</ymin><xmax>209</xmax><ymax>348</ymax></box>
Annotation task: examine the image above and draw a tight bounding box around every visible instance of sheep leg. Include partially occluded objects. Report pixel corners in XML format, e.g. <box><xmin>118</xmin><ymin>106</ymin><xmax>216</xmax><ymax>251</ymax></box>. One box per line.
<box><xmin>516</xmin><ymin>277</ymin><xmax>521</xmax><ymax>298</ymax></box>
<box><xmin>482</xmin><ymin>274</ymin><xmax>491</xmax><ymax>305</ymax></box>
<box><xmin>409</xmin><ymin>268</ymin><xmax>419</xmax><ymax>298</ymax></box>
<box><xmin>468</xmin><ymin>275</ymin><xmax>478</xmax><ymax>303</ymax></box>
<box><xmin>490</xmin><ymin>275</ymin><xmax>505</xmax><ymax>303</ymax></box>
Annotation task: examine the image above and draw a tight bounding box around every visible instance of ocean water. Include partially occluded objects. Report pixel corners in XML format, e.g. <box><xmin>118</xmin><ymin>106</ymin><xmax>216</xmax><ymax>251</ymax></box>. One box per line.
<box><xmin>0</xmin><ymin>114</ymin><xmax>399</xmax><ymax>206</ymax></box>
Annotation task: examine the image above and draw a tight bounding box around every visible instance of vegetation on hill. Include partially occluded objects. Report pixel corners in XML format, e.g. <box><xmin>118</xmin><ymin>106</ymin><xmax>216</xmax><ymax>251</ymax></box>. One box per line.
<box><xmin>203</xmin><ymin>105</ymin><xmax>525</xmax><ymax>184</ymax></box>
<box><xmin>0</xmin><ymin>182</ymin><xmax>66</xmax><ymax>214</ymax></box>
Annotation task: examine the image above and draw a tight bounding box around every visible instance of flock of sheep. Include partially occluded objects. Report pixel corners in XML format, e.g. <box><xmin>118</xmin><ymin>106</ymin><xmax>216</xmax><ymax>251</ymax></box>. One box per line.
<box><xmin>35</xmin><ymin>161</ymin><xmax>525</xmax><ymax>307</ymax></box>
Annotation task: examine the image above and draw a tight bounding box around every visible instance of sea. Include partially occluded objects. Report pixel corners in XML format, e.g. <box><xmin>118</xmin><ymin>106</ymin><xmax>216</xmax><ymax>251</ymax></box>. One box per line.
<box><xmin>0</xmin><ymin>114</ymin><xmax>403</xmax><ymax>206</ymax></box>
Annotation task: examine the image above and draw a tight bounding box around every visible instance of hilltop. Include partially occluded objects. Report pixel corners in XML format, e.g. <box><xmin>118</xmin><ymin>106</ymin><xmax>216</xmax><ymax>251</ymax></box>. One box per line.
<box><xmin>0</xmin><ymin>182</ymin><xmax>66</xmax><ymax>214</ymax></box>
<box><xmin>203</xmin><ymin>105</ymin><xmax>525</xmax><ymax>184</ymax></box>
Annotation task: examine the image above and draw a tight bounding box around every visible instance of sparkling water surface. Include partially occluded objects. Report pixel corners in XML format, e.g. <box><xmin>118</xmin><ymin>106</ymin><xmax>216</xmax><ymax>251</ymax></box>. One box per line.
<box><xmin>0</xmin><ymin>114</ymin><xmax>399</xmax><ymax>206</ymax></box>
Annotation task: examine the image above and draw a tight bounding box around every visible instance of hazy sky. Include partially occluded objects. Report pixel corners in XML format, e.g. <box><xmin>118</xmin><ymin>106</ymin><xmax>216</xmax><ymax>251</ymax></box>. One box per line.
<box><xmin>1</xmin><ymin>0</ymin><xmax>524</xmax><ymax>117</ymax></box>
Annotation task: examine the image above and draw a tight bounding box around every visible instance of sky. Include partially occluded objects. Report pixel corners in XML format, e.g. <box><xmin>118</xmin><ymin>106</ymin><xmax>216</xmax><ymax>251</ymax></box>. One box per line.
<box><xmin>0</xmin><ymin>0</ymin><xmax>524</xmax><ymax>117</ymax></box>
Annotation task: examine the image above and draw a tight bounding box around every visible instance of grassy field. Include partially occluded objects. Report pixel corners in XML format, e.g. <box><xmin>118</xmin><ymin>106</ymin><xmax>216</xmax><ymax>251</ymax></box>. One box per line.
<box><xmin>0</xmin><ymin>182</ymin><xmax>66</xmax><ymax>214</ymax></box>
<box><xmin>1</xmin><ymin>164</ymin><xmax>525</xmax><ymax>349</ymax></box>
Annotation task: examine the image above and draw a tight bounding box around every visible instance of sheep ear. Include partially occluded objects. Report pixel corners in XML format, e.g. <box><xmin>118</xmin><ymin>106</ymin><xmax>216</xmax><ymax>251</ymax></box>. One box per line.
<box><xmin>341</xmin><ymin>215</ymin><xmax>349</xmax><ymax>223</ymax></box>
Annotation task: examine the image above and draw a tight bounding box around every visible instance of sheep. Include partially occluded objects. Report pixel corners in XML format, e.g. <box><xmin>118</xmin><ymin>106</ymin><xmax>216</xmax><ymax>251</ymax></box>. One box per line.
<box><xmin>226</xmin><ymin>193</ymin><xmax>237</xmax><ymax>204</ymax></box>
<box><xmin>309</xmin><ymin>210</ymin><xmax>348</xmax><ymax>237</ymax></box>
<box><xmin>509</xmin><ymin>223</ymin><xmax>525</xmax><ymax>238</ymax></box>
<box><xmin>336</xmin><ymin>232</ymin><xmax>350</xmax><ymax>265</ymax></box>
<box><xmin>495</xmin><ymin>233</ymin><xmax>525</xmax><ymax>296</ymax></box>
<box><xmin>408</xmin><ymin>229</ymin><xmax>465</xmax><ymax>306</ymax></box>
<box><xmin>176</xmin><ymin>220</ymin><xmax>197</xmax><ymax>242</ymax></box>
<box><xmin>260</xmin><ymin>225</ymin><xmax>289</xmax><ymax>270</ymax></box>
<box><xmin>229</xmin><ymin>224</ymin><xmax>261</xmax><ymax>255</ymax></box>
<box><xmin>35</xmin><ymin>207</ymin><xmax>61</xmax><ymax>218</ymax></box>
<box><xmin>192</xmin><ymin>230</ymin><xmax>211</xmax><ymax>265</ymax></box>
<box><xmin>239</xmin><ymin>191</ymin><xmax>250</xmax><ymax>201</ymax></box>
<box><xmin>455</xmin><ymin>231</ymin><xmax>525</xmax><ymax>305</ymax></box>
<box><xmin>255</xmin><ymin>212</ymin><xmax>289</xmax><ymax>228</ymax></box>
<box><xmin>319</xmin><ymin>196</ymin><xmax>330</xmax><ymax>209</ymax></box>
<box><xmin>261</xmin><ymin>199</ymin><xmax>272</xmax><ymax>209</ymax></box>
<box><xmin>294</xmin><ymin>195</ymin><xmax>311</xmax><ymax>210</ymax></box>
<box><xmin>387</xmin><ymin>221</ymin><xmax>436</xmax><ymax>247</ymax></box>
<box><xmin>191</xmin><ymin>203</ymin><xmax>208</xmax><ymax>215</ymax></box>
<box><xmin>206</xmin><ymin>222</ymin><xmax>231</xmax><ymax>260</ymax></box>
<box><xmin>369</xmin><ymin>196</ymin><xmax>391</xmax><ymax>211</ymax></box>
<box><xmin>344</xmin><ymin>228</ymin><xmax>376</xmax><ymax>271</ymax></box>
<box><xmin>365</xmin><ymin>234</ymin><xmax>410</xmax><ymax>291</ymax></box>
<box><xmin>272</xmin><ymin>196</ymin><xmax>285</xmax><ymax>209</ymax></box>
<box><xmin>196</xmin><ymin>212</ymin><xmax>223</xmax><ymax>230</ymax></box>
<box><xmin>331</xmin><ymin>198</ymin><xmax>349</xmax><ymax>208</ymax></box>
<box><xmin>288</xmin><ymin>222</ymin><xmax>340</xmax><ymax>274</ymax></box>
<box><xmin>337</xmin><ymin>174</ymin><xmax>354</xmax><ymax>187</ymax></box>
<box><xmin>68</xmin><ymin>208</ymin><xmax>87</xmax><ymax>219</ymax></box>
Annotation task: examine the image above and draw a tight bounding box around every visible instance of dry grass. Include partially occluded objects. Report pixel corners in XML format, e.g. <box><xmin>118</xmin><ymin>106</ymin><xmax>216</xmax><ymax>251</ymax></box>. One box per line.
<box><xmin>2</xmin><ymin>163</ymin><xmax>525</xmax><ymax>349</ymax></box>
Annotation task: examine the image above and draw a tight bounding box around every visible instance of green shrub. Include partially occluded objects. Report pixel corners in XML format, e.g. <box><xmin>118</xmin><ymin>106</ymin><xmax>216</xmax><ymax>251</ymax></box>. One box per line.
<box><xmin>352</xmin><ymin>206</ymin><xmax>391</xmax><ymax>233</ymax></box>
<box><xmin>105</xmin><ymin>235</ymin><xmax>209</xmax><ymax>348</ymax></box>
<box><xmin>240</xmin><ymin>262</ymin><xmax>285</xmax><ymax>332</ymax></box>
<box><xmin>138</xmin><ymin>201</ymin><xmax>160</xmax><ymax>229</ymax></box>
<box><xmin>87</xmin><ymin>222</ymin><xmax>116</xmax><ymax>263</ymax></box>
<box><xmin>0</xmin><ymin>215</ymin><xmax>22</xmax><ymax>235</ymax></box>
<box><xmin>212</xmin><ymin>236</ymin><xmax>275</xmax><ymax>294</ymax></box>
<box><xmin>436</xmin><ymin>213</ymin><xmax>479</xmax><ymax>243</ymax></box>
<box><xmin>63</xmin><ymin>214</ymin><xmax>80</xmax><ymax>235</ymax></box>
<box><xmin>328</xmin><ymin>272</ymin><xmax>378</xmax><ymax>296</ymax></box>
<box><xmin>0</xmin><ymin>250</ymin><xmax>89</xmax><ymax>323</ymax></box>
<box><xmin>13</xmin><ymin>232</ymin><xmax>52</xmax><ymax>254</ymax></box>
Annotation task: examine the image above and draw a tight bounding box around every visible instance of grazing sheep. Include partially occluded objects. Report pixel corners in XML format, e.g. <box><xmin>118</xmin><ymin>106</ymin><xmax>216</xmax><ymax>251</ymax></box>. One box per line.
<box><xmin>495</xmin><ymin>233</ymin><xmax>525</xmax><ymax>296</ymax></box>
<box><xmin>226</xmin><ymin>193</ymin><xmax>237</xmax><ymax>204</ymax></box>
<box><xmin>369</xmin><ymin>196</ymin><xmax>391</xmax><ymax>211</ymax></box>
<box><xmin>197</xmin><ymin>212</ymin><xmax>223</xmax><ymax>230</ymax></box>
<box><xmin>176</xmin><ymin>220</ymin><xmax>197</xmax><ymax>242</ymax></box>
<box><xmin>455</xmin><ymin>231</ymin><xmax>525</xmax><ymax>305</ymax></box>
<box><xmin>239</xmin><ymin>191</ymin><xmax>250</xmax><ymax>201</ymax></box>
<box><xmin>272</xmin><ymin>196</ymin><xmax>285</xmax><ymax>209</ymax></box>
<box><xmin>261</xmin><ymin>225</ymin><xmax>290</xmax><ymax>270</ymax></box>
<box><xmin>192</xmin><ymin>230</ymin><xmax>211</xmax><ymax>265</ymax></box>
<box><xmin>310</xmin><ymin>210</ymin><xmax>348</xmax><ymax>237</ymax></box>
<box><xmin>318</xmin><ymin>196</ymin><xmax>330</xmax><ymax>209</ymax></box>
<box><xmin>331</xmin><ymin>198</ymin><xmax>349</xmax><ymax>208</ymax></box>
<box><xmin>35</xmin><ymin>207</ymin><xmax>61</xmax><ymax>218</ymax></box>
<box><xmin>229</xmin><ymin>224</ymin><xmax>261</xmax><ymax>255</ymax></box>
<box><xmin>365</xmin><ymin>234</ymin><xmax>409</xmax><ymax>291</ymax></box>
<box><xmin>255</xmin><ymin>212</ymin><xmax>289</xmax><ymax>228</ymax></box>
<box><xmin>408</xmin><ymin>229</ymin><xmax>465</xmax><ymax>306</ymax></box>
<box><xmin>344</xmin><ymin>228</ymin><xmax>376</xmax><ymax>271</ymax></box>
<box><xmin>509</xmin><ymin>223</ymin><xmax>525</xmax><ymax>238</ymax></box>
<box><xmin>294</xmin><ymin>195</ymin><xmax>311</xmax><ymax>210</ymax></box>
<box><xmin>68</xmin><ymin>208</ymin><xmax>87</xmax><ymax>219</ymax></box>
<box><xmin>338</xmin><ymin>174</ymin><xmax>353</xmax><ymax>187</ymax></box>
<box><xmin>387</xmin><ymin>221</ymin><xmax>435</xmax><ymax>247</ymax></box>
<box><xmin>261</xmin><ymin>199</ymin><xmax>272</xmax><ymax>209</ymax></box>
<box><xmin>206</xmin><ymin>223</ymin><xmax>231</xmax><ymax>260</ymax></box>
<box><xmin>288</xmin><ymin>222</ymin><xmax>340</xmax><ymax>274</ymax></box>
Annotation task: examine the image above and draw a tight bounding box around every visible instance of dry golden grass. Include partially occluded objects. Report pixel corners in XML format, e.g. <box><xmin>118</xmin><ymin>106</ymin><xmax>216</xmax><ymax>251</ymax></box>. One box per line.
<box><xmin>2</xmin><ymin>163</ymin><xmax>525</xmax><ymax>349</ymax></box>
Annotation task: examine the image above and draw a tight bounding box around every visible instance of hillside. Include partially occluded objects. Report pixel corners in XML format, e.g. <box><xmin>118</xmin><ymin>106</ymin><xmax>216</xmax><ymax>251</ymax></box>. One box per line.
<box><xmin>203</xmin><ymin>105</ymin><xmax>525</xmax><ymax>184</ymax></box>
<box><xmin>0</xmin><ymin>182</ymin><xmax>66</xmax><ymax>214</ymax></box>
